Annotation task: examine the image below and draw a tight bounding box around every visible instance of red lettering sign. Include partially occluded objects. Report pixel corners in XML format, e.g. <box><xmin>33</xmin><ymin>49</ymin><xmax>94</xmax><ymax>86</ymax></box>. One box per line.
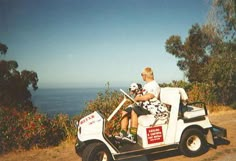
<box><xmin>146</xmin><ymin>126</ymin><xmax>163</xmax><ymax>144</ymax></box>
<box><xmin>80</xmin><ymin>114</ymin><xmax>95</xmax><ymax>125</ymax></box>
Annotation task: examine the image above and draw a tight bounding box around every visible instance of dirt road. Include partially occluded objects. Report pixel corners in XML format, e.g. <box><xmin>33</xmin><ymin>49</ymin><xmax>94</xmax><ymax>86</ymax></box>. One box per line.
<box><xmin>1</xmin><ymin>110</ymin><xmax>236</xmax><ymax>161</ymax></box>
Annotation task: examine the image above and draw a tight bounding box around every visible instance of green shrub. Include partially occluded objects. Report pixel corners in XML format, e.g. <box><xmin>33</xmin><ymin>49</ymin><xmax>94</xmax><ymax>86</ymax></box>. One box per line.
<box><xmin>187</xmin><ymin>82</ymin><xmax>218</xmax><ymax>105</ymax></box>
<box><xmin>161</xmin><ymin>80</ymin><xmax>220</xmax><ymax>105</ymax></box>
<box><xmin>0</xmin><ymin>107</ymin><xmax>70</xmax><ymax>154</ymax></box>
<box><xmin>53</xmin><ymin>114</ymin><xmax>75</xmax><ymax>142</ymax></box>
<box><xmin>160</xmin><ymin>80</ymin><xmax>192</xmax><ymax>91</ymax></box>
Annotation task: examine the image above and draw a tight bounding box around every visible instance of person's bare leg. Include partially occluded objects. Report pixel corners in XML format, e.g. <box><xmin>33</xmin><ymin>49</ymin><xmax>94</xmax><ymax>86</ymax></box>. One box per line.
<box><xmin>123</xmin><ymin>110</ymin><xmax>138</xmax><ymax>143</ymax></box>
<box><xmin>131</xmin><ymin>110</ymin><xmax>138</xmax><ymax>128</ymax></box>
<box><xmin>121</xmin><ymin>110</ymin><xmax>129</xmax><ymax>132</ymax></box>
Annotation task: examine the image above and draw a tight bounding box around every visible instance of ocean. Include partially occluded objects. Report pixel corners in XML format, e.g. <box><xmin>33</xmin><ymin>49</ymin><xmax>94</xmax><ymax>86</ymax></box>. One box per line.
<box><xmin>31</xmin><ymin>88</ymin><xmax>108</xmax><ymax>117</ymax></box>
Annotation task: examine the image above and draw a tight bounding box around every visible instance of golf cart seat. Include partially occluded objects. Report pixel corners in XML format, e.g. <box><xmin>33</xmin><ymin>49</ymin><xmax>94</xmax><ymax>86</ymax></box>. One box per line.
<box><xmin>181</xmin><ymin>102</ymin><xmax>207</xmax><ymax>120</ymax></box>
<box><xmin>160</xmin><ymin>87</ymin><xmax>188</xmax><ymax>103</ymax></box>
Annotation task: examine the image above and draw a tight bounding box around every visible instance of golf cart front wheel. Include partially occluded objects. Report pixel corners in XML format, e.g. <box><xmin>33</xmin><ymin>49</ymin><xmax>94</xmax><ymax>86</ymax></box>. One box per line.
<box><xmin>179</xmin><ymin>128</ymin><xmax>208</xmax><ymax>157</ymax></box>
<box><xmin>82</xmin><ymin>142</ymin><xmax>113</xmax><ymax>161</ymax></box>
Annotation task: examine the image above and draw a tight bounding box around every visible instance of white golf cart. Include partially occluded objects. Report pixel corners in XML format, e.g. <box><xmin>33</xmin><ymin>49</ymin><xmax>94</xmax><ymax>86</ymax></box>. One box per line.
<box><xmin>75</xmin><ymin>88</ymin><xmax>227</xmax><ymax>161</ymax></box>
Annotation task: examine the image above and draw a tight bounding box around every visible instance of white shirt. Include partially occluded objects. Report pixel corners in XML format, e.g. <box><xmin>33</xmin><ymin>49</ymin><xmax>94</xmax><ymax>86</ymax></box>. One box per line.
<box><xmin>141</xmin><ymin>80</ymin><xmax>161</xmax><ymax>114</ymax></box>
<box><xmin>143</xmin><ymin>80</ymin><xmax>160</xmax><ymax>100</ymax></box>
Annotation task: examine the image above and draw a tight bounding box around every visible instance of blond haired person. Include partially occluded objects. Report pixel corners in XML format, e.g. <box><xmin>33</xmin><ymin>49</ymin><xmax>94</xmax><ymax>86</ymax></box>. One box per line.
<box><xmin>117</xmin><ymin>67</ymin><xmax>160</xmax><ymax>143</ymax></box>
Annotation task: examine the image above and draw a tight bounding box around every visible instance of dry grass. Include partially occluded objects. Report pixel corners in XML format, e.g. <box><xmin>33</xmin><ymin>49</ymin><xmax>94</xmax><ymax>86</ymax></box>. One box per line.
<box><xmin>207</xmin><ymin>105</ymin><xmax>233</xmax><ymax>113</ymax></box>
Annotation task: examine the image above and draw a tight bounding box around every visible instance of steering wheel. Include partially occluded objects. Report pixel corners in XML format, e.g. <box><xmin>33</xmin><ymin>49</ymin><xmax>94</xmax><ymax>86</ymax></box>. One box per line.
<box><xmin>120</xmin><ymin>89</ymin><xmax>137</xmax><ymax>103</ymax></box>
<box><xmin>107</xmin><ymin>89</ymin><xmax>137</xmax><ymax>122</ymax></box>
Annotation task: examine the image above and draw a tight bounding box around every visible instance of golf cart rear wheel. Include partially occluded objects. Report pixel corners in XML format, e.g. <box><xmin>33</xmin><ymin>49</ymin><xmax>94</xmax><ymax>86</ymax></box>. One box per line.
<box><xmin>82</xmin><ymin>142</ymin><xmax>113</xmax><ymax>161</ymax></box>
<box><xmin>179</xmin><ymin>128</ymin><xmax>208</xmax><ymax>157</ymax></box>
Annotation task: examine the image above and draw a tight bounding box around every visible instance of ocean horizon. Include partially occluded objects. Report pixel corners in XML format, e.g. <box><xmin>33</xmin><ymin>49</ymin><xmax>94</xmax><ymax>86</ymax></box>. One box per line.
<box><xmin>31</xmin><ymin>87</ymin><xmax>125</xmax><ymax>117</ymax></box>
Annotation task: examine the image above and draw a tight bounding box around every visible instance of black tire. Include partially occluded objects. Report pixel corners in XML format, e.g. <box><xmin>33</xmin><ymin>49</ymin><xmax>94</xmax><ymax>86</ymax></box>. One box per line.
<box><xmin>179</xmin><ymin>128</ymin><xmax>208</xmax><ymax>157</ymax></box>
<box><xmin>82</xmin><ymin>142</ymin><xmax>113</xmax><ymax>161</ymax></box>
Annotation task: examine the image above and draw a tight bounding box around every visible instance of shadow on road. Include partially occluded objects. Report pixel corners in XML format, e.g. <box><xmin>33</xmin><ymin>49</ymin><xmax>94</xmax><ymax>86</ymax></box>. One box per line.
<box><xmin>146</xmin><ymin>149</ymin><xmax>181</xmax><ymax>161</ymax></box>
<box><xmin>119</xmin><ymin>150</ymin><xmax>181</xmax><ymax>161</ymax></box>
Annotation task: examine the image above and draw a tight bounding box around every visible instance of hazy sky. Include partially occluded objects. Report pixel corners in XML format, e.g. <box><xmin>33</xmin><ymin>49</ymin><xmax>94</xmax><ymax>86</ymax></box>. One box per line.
<box><xmin>0</xmin><ymin>0</ymin><xmax>211</xmax><ymax>88</ymax></box>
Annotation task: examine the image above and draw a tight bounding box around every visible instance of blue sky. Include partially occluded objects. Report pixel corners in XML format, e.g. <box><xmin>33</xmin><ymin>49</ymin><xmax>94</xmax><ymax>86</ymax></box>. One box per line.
<box><xmin>0</xmin><ymin>0</ymin><xmax>211</xmax><ymax>88</ymax></box>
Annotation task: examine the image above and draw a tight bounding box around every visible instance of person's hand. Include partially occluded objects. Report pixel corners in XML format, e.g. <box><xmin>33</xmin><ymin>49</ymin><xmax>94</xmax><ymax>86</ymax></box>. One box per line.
<box><xmin>134</xmin><ymin>93</ymin><xmax>154</xmax><ymax>102</ymax></box>
<box><xmin>134</xmin><ymin>95</ymin><xmax>140</xmax><ymax>102</ymax></box>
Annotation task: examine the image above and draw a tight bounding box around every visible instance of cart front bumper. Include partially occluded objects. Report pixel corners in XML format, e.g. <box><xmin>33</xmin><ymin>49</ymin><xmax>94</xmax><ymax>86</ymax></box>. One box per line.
<box><xmin>211</xmin><ymin>124</ymin><xmax>227</xmax><ymax>138</ymax></box>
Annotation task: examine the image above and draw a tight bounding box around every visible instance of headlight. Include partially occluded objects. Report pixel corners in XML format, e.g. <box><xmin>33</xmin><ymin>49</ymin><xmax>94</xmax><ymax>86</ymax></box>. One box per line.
<box><xmin>74</xmin><ymin>120</ymin><xmax>79</xmax><ymax>128</ymax></box>
<box><xmin>74</xmin><ymin>120</ymin><xmax>81</xmax><ymax>134</ymax></box>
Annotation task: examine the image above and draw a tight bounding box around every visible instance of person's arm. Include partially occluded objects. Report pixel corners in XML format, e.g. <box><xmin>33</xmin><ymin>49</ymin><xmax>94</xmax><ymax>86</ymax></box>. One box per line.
<box><xmin>134</xmin><ymin>93</ymin><xmax>155</xmax><ymax>102</ymax></box>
